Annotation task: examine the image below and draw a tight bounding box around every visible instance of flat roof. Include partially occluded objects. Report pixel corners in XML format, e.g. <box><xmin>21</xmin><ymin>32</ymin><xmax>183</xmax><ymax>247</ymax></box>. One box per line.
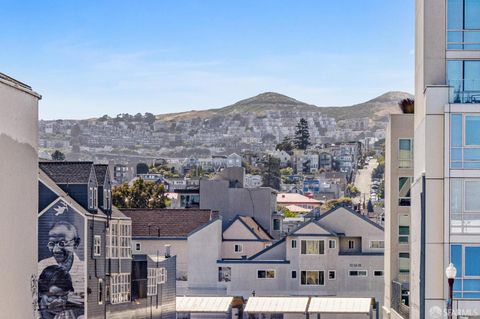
<box><xmin>244</xmin><ymin>297</ymin><xmax>309</xmax><ymax>313</ymax></box>
<box><xmin>176</xmin><ymin>296</ymin><xmax>233</xmax><ymax>313</ymax></box>
<box><xmin>308</xmin><ymin>297</ymin><xmax>373</xmax><ymax>314</ymax></box>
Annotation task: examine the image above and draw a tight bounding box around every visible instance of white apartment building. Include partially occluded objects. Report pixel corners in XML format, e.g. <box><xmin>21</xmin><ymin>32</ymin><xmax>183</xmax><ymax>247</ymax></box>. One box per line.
<box><xmin>412</xmin><ymin>0</ymin><xmax>480</xmax><ymax>317</ymax></box>
<box><xmin>0</xmin><ymin>73</ymin><xmax>40</xmax><ymax>319</ymax></box>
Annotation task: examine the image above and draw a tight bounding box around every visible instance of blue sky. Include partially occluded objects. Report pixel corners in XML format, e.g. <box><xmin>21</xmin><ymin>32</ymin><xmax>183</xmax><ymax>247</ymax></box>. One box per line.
<box><xmin>1</xmin><ymin>1</ymin><xmax>414</xmax><ymax>119</ymax></box>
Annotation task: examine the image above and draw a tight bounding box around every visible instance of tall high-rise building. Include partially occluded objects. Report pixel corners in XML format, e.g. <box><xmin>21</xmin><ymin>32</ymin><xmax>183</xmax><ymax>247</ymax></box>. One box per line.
<box><xmin>0</xmin><ymin>73</ymin><xmax>41</xmax><ymax>318</ymax></box>
<box><xmin>412</xmin><ymin>0</ymin><xmax>480</xmax><ymax>317</ymax></box>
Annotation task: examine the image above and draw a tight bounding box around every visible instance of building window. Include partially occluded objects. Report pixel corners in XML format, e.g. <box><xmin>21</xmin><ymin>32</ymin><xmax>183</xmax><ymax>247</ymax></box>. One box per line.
<box><xmin>257</xmin><ymin>270</ymin><xmax>275</xmax><ymax>279</ymax></box>
<box><xmin>447</xmin><ymin>0</ymin><xmax>480</xmax><ymax>50</ymax></box>
<box><xmin>234</xmin><ymin>244</ymin><xmax>243</xmax><ymax>253</ymax></box>
<box><xmin>157</xmin><ymin>267</ymin><xmax>167</xmax><ymax>284</ymax></box>
<box><xmin>98</xmin><ymin>279</ymin><xmax>103</xmax><ymax>304</ymax></box>
<box><xmin>107</xmin><ymin>222</ymin><xmax>131</xmax><ymax>259</ymax></box>
<box><xmin>328</xmin><ymin>270</ymin><xmax>336</xmax><ymax>280</ymax></box>
<box><xmin>349</xmin><ymin>270</ymin><xmax>368</xmax><ymax>277</ymax></box>
<box><xmin>399</xmin><ymin>252</ymin><xmax>410</xmax><ymax>273</ymax></box>
<box><xmin>399</xmin><ymin>177</ymin><xmax>412</xmax><ymax>206</ymax></box>
<box><xmin>450</xmin><ymin>114</ymin><xmax>480</xmax><ymax>165</ymax></box>
<box><xmin>135</xmin><ymin>242</ymin><xmax>141</xmax><ymax>251</ymax></box>
<box><xmin>451</xmin><ymin>179</ymin><xmax>480</xmax><ymax>234</ymax></box>
<box><xmin>399</xmin><ymin>214</ymin><xmax>410</xmax><ymax>243</ymax></box>
<box><xmin>369</xmin><ymin>240</ymin><xmax>385</xmax><ymax>249</ymax></box>
<box><xmin>399</xmin><ymin>139</ymin><xmax>413</xmax><ymax>168</ymax></box>
<box><xmin>147</xmin><ymin>268</ymin><xmax>158</xmax><ymax>296</ymax></box>
<box><xmin>348</xmin><ymin>240</ymin><xmax>355</xmax><ymax>250</ymax></box>
<box><xmin>119</xmin><ymin>223</ymin><xmax>132</xmax><ymax>258</ymax></box>
<box><xmin>273</xmin><ymin>219</ymin><xmax>281</xmax><ymax>231</ymax></box>
<box><xmin>292</xmin><ymin>271</ymin><xmax>297</xmax><ymax>279</ymax></box>
<box><xmin>94</xmin><ymin>235</ymin><xmax>101</xmax><ymax>257</ymax></box>
<box><xmin>89</xmin><ymin>187</ymin><xmax>94</xmax><ymax>209</ymax></box>
<box><xmin>291</xmin><ymin>239</ymin><xmax>297</xmax><ymax>249</ymax></box>
<box><xmin>300</xmin><ymin>271</ymin><xmax>325</xmax><ymax>285</ymax></box>
<box><xmin>374</xmin><ymin>271</ymin><xmax>384</xmax><ymax>277</ymax></box>
<box><xmin>450</xmin><ymin>244</ymin><xmax>480</xmax><ymax>299</ymax></box>
<box><xmin>218</xmin><ymin>267</ymin><xmax>231</xmax><ymax>282</ymax></box>
<box><xmin>110</xmin><ymin>273</ymin><xmax>131</xmax><ymax>304</ymax></box>
<box><xmin>300</xmin><ymin>240</ymin><xmax>325</xmax><ymax>255</ymax></box>
<box><xmin>329</xmin><ymin>239</ymin><xmax>336</xmax><ymax>249</ymax></box>
<box><xmin>93</xmin><ymin>187</ymin><xmax>98</xmax><ymax>209</ymax></box>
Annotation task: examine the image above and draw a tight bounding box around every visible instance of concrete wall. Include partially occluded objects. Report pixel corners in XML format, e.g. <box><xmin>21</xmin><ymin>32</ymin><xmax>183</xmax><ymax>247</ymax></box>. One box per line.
<box><xmin>0</xmin><ymin>76</ymin><xmax>40</xmax><ymax>318</ymax></box>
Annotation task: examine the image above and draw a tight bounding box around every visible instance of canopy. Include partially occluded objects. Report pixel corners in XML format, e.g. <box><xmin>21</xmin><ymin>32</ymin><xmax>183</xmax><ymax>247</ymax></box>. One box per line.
<box><xmin>244</xmin><ymin>297</ymin><xmax>309</xmax><ymax>313</ymax></box>
<box><xmin>176</xmin><ymin>296</ymin><xmax>233</xmax><ymax>313</ymax></box>
<box><xmin>308</xmin><ymin>297</ymin><xmax>373</xmax><ymax>314</ymax></box>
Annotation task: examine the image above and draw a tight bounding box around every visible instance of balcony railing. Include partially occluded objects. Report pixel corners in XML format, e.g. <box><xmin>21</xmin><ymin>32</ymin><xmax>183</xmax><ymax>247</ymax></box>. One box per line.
<box><xmin>391</xmin><ymin>280</ymin><xmax>409</xmax><ymax>319</ymax></box>
<box><xmin>449</xmin><ymin>80</ymin><xmax>480</xmax><ymax>104</ymax></box>
<box><xmin>448</xmin><ymin>30</ymin><xmax>480</xmax><ymax>50</ymax></box>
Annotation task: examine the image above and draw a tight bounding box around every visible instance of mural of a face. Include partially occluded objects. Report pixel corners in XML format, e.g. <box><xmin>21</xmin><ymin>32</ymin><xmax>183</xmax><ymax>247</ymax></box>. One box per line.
<box><xmin>38</xmin><ymin>265</ymin><xmax>74</xmax><ymax>319</ymax></box>
<box><xmin>47</xmin><ymin>222</ymin><xmax>79</xmax><ymax>268</ymax></box>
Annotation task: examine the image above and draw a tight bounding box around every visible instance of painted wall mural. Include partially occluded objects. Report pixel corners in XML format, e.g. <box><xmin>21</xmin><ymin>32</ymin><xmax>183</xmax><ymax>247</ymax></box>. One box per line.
<box><xmin>38</xmin><ymin>199</ymin><xmax>85</xmax><ymax>319</ymax></box>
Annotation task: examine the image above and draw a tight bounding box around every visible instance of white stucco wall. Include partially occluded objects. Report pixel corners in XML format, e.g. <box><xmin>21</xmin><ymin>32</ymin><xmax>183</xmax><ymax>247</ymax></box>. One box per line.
<box><xmin>0</xmin><ymin>76</ymin><xmax>40</xmax><ymax>318</ymax></box>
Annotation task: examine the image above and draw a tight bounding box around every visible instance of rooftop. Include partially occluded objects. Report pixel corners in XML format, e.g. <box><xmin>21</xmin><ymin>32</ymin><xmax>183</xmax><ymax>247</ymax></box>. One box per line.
<box><xmin>39</xmin><ymin>161</ymin><xmax>94</xmax><ymax>184</ymax></box>
<box><xmin>277</xmin><ymin>193</ymin><xmax>322</xmax><ymax>204</ymax></box>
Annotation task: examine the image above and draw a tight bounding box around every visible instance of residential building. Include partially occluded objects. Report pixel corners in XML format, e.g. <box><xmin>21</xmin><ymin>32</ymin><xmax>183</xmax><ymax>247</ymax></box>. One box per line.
<box><xmin>244</xmin><ymin>174</ymin><xmax>263</xmax><ymax>188</ymax></box>
<box><xmin>189</xmin><ymin>206</ymin><xmax>384</xmax><ymax>318</ymax></box>
<box><xmin>200</xmin><ymin>167</ymin><xmax>280</xmax><ymax>238</ymax></box>
<box><xmin>38</xmin><ymin>161</ymin><xmax>176</xmax><ymax>318</ymax></box>
<box><xmin>226</xmin><ymin>153</ymin><xmax>243</xmax><ymax>167</ymax></box>
<box><xmin>277</xmin><ymin>193</ymin><xmax>322</xmax><ymax>210</ymax></box>
<box><xmin>383</xmin><ymin>114</ymin><xmax>414</xmax><ymax>319</ymax></box>
<box><xmin>412</xmin><ymin>0</ymin><xmax>480</xmax><ymax>317</ymax></box>
<box><xmin>0</xmin><ymin>73</ymin><xmax>41</xmax><ymax>319</ymax></box>
<box><xmin>113</xmin><ymin>163</ymin><xmax>136</xmax><ymax>184</ymax></box>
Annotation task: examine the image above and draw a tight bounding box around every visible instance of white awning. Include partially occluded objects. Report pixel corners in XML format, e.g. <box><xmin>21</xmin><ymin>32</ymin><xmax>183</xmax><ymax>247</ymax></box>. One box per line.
<box><xmin>244</xmin><ymin>297</ymin><xmax>309</xmax><ymax>313</ymax></box>
<box><xmin>308</xmin><ymin>297</ymin><xmax>373</xmax><ymax>314</ymax></box>
<box><xmin>176</xmin><ymin>296</ymin><xmax>233</xmax><ymax>313</ymax></box>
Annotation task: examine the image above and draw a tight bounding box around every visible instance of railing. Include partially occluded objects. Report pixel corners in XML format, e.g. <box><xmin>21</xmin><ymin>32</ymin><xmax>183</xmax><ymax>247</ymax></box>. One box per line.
<box><xmin>449</xmin><ymin>80</ymin><xmax>480</xmax><ymax>104</ymax></box>
<box><xmin>447</xmin><ymin>30</ymin><xmax>480</xmax><ymax>50</ymax></box>
<box><xmin>391</xmin><ymin>280</ymin><xmax>409</xmax><ymax>319</ymax></box>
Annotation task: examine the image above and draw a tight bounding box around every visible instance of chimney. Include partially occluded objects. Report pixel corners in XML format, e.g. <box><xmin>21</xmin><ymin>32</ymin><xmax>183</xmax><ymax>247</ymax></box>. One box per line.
<box><xmin>164</xmin><ymin>244</ymin><xmax>171</xmax><ymax>258</ymax></box>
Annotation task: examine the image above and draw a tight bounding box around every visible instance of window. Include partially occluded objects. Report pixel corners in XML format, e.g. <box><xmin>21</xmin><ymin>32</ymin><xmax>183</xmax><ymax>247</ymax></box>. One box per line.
<box><xmin>135</xmin><ymin>242</ymin><xmax>141</xmax><ymax>251</ymax></box>
<box><xmin>399</xmin><ymin>214</ymin><xmax>410</xmax><ymax>243</ymax></box>
<box><xmin>157</xmin><ymin>267</ymin><xmax>167</xmax><ymax>284</ymax></box>
<box><xmin>399</xmin><ymin>139</ymin><xmax>413</xmax><ymax>168</ymax></box>
<box><xmin>300</xmin><ymin>271</ymin><xmax>325</xmax><ymax>285</ymax></box>
<box><xmin>119</xmin><ymin>223</ymin><xmax>132</xmax><ymax>258</ymax></box>
<box><xmin>447</xmin><ymin>0</ymin><xmax>480</xmax><ymax>49</ymax></box>
<box><xmin>374</xmin><ymin>271</ymin><xmax>384</xmax><ymax>277</ymax></box>
<box><xmin>98</xmin><ymin>279</ymin><xmax>104</xmax><ymax>304</ymax></box>
<box><xmin>399</xmin><ymin>252</ymin><xmax>410</xmax><ymax>273</ymax></box>
<box><xmin>89</xmin><ymin>187</ymin><xmax>94</xmax><ymax>209</ymax></box>
<box><xmin>450</xmin><ymin>179</ymin><xmax>480</xmax><ymax>234</ymax></box>
<box><xmin>328</xmin><ymin>270</ymin><xmax>336</xmax><ymax>280</ymax></box>
<box><xmin>349</xmin><ymin>270</ymin><xmax>368</xmax><ymax>277</ymax></box>
<box><xmin>218</xmin><ymin>267</ymin><xmax>231</xmax><ymax>282</ymax></box>
<box><xmin>110</xmin><ymin>273</ymin><xmax>131</xmax><ymax>304</ymax></box>
<box><xmin>94</xmin><ymin>235</ymin><xmax>101</xmax><ymax>256</ymax></box>
<box><xmin>234</xmin><ymin>244</ymin><xmax>243</xmax><ymax>253</ymax></box>
<box><xmin>93</xmin><ymin>187</ymin><xmax>98</xmax><ymax>209</ymax></box>
<box><xmin>273</xmin><ymin>219</ymin><xmax>281</xmax><ymax>231</ymax></box>
<box><xmin>399</xmin><ymin>177</ymin><xmax>412</xmax><ymax>206</ymax></box>
<box><xmin>292</xmin><ymin>271</ymin><xmax>297</xmax><ymax>279</ymax></box>
<box><xmin>291</xmin><ymin>239</ymin><xmax>297</xmax><ymax>249</ymax></box>
<box><xmin>107</xmin><ymin>222</ymin><xmax>131</xmax><ymax>259</ymax></box>
<box><xmin>257</xmin><ymin>270</ymin><xmax>275</xmax><ymax>279</ymax></box>
<box><xmin>147</xmin><ymin>268</ymin><xmax>158</xmax><ymax>296</ymax></box>
<box><xmin>369</xmin><ymin>240</ymin><xmax>385</xmax><ymax>249</ymax></box>
<box><xmin>448</xmin><ymin>63</ymin><xmax>480</xmax><ymax>103</ymax></box>
<box><xmin>329</xmin><ymin>239</ymin><xmax>336</xmax><ymax>249</ymax></box>
<box><xmin>104</xmin><ymin>188</ymin><xmax>112</xmax><ymax>210</ymax></box>
<box><xmin>348</xmin><ymin>240</ymin><xmax>355</xmax><ymax>249</ymax></box>
<box><xmin>301</xmin><ymin>240</ymin><xmax>325</xmax><ymax>255</ymax></box>
<box><xmin>450</xmin><ymin>244</ymin><xmax>480</xmax><ymax>299</ymax></box>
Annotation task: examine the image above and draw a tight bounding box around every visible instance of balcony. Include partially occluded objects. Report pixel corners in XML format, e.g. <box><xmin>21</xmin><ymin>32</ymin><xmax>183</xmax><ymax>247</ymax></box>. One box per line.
<box><xmin>449</xmin><ymin>80</ymin><xmax>480</xmax><ymax>104</ymax></box>
<box><xmin>391</xmin><ymin>280</ymin><xmax>409</xmax><ymax>319</ymax></box>
<box><xmin>447</xmin><ymin>30</ymin><xmax>480</xmax><ymax>50</ymax></box>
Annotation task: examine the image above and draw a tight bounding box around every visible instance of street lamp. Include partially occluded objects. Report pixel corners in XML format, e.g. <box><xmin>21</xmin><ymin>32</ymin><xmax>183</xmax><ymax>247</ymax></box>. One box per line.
<box><xmin>446</xmin><ymin>263</ymin><xmax>457</xmax><ymax>319</ymax></box>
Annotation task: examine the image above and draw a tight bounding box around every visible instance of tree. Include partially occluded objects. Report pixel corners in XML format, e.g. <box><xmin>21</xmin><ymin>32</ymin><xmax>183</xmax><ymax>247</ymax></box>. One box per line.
<box><xmin>280</xmin><ymin>167</ymin><xmax>293</xmax><ymax>176</ymax></box>
<box><xmin>136</xmin><ymin>163</ymin><xmax>150</xmax><ymax>175</ymax></box>
<box><xmin>51</xmin><ymin>150</ymin><xmax>65</xmax><ymax>161</ymax></box>
<box><xmin>276</xmin><ymin>136</ymin><xmax>294</xmax><ymax>155</ymax></box>
<box><xmin>367</xmin><ymin>199</ymin><xmax>374</xmax><ymax>213</ymax></box>
<box><xmin>144</xmin><ymin>112</ymin><xmax>156</xmax><ymax>125</ymax></box>
<box><xmin>262</xmin><ymin>155</ymin><xmax>281</xmax><ymax>190</ymax></box>
<box><xmin>399</xmin><ymin>98</ymin><xmax>415</xmax><ymax>114</ymax></box>
<box><xmin>321</xmin><ymin>197</ymin><xmax>353</xmax><ymax>210</ymax></box>
<box><xmin>112</xmin><ymin>178</ymin><xmax>167</xmax><ymax>209</ymax></box>
<box><xmin>294</xmin><ymin>118</ymin><xmax>311</xmax><ymax>150</ymax></box>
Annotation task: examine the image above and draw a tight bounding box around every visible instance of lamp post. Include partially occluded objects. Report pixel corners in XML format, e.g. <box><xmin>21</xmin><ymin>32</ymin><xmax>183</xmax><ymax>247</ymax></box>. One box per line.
<box><xmin>446</xmin><ymin>263</ymin><xmax>457</xmax><ymax>319</ymax></box>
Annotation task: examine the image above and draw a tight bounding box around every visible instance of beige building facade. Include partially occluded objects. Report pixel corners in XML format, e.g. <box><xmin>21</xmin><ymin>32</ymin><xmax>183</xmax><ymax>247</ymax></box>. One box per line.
<box><xmin>0</xmin><ymin>73</ymin><xmax>40</xmax><ymax>318</ymax></box>
<box><xmin>412</xmin><ymin>0</ymin><xmax>480</xmax><ymax>317</ymax></box>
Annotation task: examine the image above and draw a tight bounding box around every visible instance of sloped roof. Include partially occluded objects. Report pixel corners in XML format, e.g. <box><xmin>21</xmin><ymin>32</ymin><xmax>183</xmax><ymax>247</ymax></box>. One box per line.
<box><xmin>285</xmin><ymin>204</ymin><xmax>311</xmax><ymax>213</ymax></box>
<box><xmin>122</xmin><ymin>209</ymin><xmax>217</xmax><ymax>238</ymax></box>
<box><xmin>317</xmin><ymin>206</ymin><xmax>384</xmax><ymax>231</ymax></box>
<box><xmin>236</xmin><ymin>216</ymin><xmax>273</xmax><ymax>241</ymax></box>
<box><xmin>94</xmin><ymin>164</ymin><xmax>109</xmax><ymax>185</ymax></box>
<box><xmin>277</xmin><ymin>193</ymin><xmax>321</xmax><ymax>204</ymax></box>
<box><xmin>39</xmin><ymin>161</ymin><xmax>94</xmax><ymax>184</ymax></box>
